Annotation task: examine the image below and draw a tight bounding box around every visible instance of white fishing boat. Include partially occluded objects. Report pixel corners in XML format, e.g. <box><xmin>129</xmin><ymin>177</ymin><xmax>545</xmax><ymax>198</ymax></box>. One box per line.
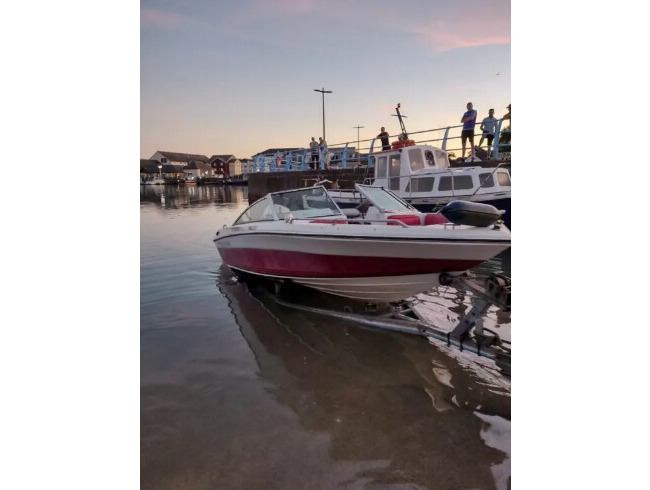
<box><xmin>329</xmin><ymin>105</ymin><xmax>512</xmax><ymax>228</ymax></box>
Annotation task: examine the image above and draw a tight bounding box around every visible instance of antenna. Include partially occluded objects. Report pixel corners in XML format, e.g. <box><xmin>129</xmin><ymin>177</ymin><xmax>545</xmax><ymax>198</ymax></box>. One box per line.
<box><xmin>391</xmin><ymin>103</ymin><xmax>408</xmax><ymax>136</ymax></box>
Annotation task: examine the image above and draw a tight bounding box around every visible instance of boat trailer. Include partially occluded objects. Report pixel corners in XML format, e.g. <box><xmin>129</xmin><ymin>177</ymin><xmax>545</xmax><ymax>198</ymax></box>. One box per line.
<box><xmin>260</xmin><ymin>272</ymin><xmax>512</xmax><ymax>375</ymax></box>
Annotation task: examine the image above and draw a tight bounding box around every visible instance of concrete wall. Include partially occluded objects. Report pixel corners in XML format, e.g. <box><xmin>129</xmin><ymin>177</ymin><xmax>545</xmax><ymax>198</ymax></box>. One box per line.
<box><xmin>248</xmin><ymin>168</ymin><xmax>372</xmax><ymax>203</ymax></box>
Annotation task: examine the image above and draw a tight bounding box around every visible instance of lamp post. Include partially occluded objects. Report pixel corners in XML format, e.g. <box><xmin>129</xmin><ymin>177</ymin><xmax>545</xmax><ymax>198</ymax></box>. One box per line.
<box><xmin>354</xmin><ymin>125</ymin><xmax>364</xmax><ymax>164</ymax></box>
<box><xmin>158</xmin><ymin>163</ymin><xmax>162</xmax><ymax>182</ymax></box>
<box><xmin>313</xmin><ymin>87</ymin><xmax>332</xmax><ymax>140</ymax></box>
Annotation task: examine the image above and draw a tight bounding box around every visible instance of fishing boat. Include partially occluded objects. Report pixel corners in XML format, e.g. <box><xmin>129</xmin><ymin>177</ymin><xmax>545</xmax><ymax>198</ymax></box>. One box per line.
<box><xmin>214</xmin><ymin>184</ymin><xmax>510</xmax><ymax>303</ymax></box>
<box><xmin>330</xmin><ymin>105</ymin><xmax>512</xmax><ymax>228</ymax></box>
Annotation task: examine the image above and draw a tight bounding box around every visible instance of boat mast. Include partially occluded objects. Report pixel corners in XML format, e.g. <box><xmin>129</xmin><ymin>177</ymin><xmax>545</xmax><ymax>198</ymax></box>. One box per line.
<box><xmin>392</xmin><ymin>103</ymin><xmax>408</xmax><ymax>137</ymax></box>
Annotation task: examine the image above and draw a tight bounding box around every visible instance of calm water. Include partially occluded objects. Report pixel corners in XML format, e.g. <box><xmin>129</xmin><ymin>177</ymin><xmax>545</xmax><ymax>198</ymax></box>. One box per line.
<box><xmin>141</xmin><ymin>184</ymin><xmax>511</xmax><ymax>490</ymax></box>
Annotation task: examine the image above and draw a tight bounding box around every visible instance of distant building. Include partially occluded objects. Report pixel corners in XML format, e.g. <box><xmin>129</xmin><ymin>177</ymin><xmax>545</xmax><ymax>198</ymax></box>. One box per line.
<box><xmin>252</xmin><ymin>148</ymin><xmax>303</xmax><ymax>160</ymax></box>
<box><xmin>140</xmin><ymin>159</ymin><xmax>185</xmax><ymax>180</ymax></box>
<box><xmin>240</xmin><ymin>158</ymin><xmax>253</xmax><ymax>174</ymax></box>
<box><xmin>183</xmin><ymin>161</ymin><xmax>214</xmax><ymax>179</ymax></box>
<box><xmin>150</xmin><ymin>151</ymin><xmax>210</xmax><ymax>166</ymax></box>
<box><xmin>209</xmin><ymin>154</ymin><xmax>242</xmax><ymax>177</ymax></box>
<box><xmin>251</xmin><ymin>146</ymin><xmax>362</xmax><ymax>168</ymax></box>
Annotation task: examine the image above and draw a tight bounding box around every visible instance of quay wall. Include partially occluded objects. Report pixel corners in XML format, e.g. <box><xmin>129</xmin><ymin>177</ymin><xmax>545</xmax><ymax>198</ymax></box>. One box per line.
<box><xmin>247</xmin><ymin>159</ymin><xmax>511</xmax><ymax>203</ymax></box>
<box><xmin>248</xmin><ymin>168</ymin><xmax>371</xmax><ymax>203</ymax></box>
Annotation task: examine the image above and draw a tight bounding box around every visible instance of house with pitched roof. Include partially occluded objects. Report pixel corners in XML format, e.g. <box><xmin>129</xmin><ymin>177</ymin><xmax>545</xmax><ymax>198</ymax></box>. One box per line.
<box><xmin>209</xmin><ymin>154</ymin><xmax>242</xmax><ymax>177</ymax></box>
<box><xmin>150</xmin><ymin>151</ymin><xmax>210</xmax><ymax>166</ymax></box>
<box><xmin>140</xmin><ymin>159</ymin><xmax>185</xmax><ymax>181</ymax></box>
<box><xmin>183</xmin><ymin>161</ymin><xmax>214</xmax><ymax>179</ymax></box>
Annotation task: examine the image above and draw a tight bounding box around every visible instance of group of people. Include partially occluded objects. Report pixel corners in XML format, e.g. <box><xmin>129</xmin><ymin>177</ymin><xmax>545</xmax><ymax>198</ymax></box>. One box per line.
<box><xmin>309</xmin><ymin>137</ymin><xmax>328</xmax><ymax>169</ymax></box>
<box><xmin>374</xmin><ymin>103</ymin><xmax>511</xmax><ymax>161</ymax></box>
<box><xmin>460</xmin><ymin>102</ymin><xmax>511</xmax><ymax>161</ymax></box>
<box><xmin>307</xmin><ymin>102</ymin><xmax>511</xmax><ymax>170</ymax></box>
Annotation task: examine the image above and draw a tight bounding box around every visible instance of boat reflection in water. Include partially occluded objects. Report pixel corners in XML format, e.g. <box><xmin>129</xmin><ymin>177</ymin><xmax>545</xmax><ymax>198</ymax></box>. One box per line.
<box><xmin>217</xmin><ymin>263</ymin><xmax>511</xmax><ymax>489</ymax></box>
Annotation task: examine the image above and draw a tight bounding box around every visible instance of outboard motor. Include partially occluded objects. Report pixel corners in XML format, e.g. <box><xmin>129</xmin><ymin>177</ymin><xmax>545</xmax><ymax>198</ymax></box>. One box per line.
<box><xmin>440</xmin><ymin>201</ymin><xmax>502</xmax><ymax>227</ymax></box>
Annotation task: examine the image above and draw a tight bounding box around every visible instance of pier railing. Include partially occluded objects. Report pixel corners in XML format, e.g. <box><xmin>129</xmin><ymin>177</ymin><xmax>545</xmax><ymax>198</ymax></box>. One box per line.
<box><xmin>251</xmin><ymin>120</ymin><xmax>511</xmax><ymax>173</ymax></box>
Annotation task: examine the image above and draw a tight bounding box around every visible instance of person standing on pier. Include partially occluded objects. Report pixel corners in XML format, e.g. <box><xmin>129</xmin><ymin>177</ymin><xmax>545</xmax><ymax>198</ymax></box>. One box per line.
<box><xmin>319</xmin><ymin>137</ymin><xmax>328</xmax><ymax>168</ymax></box>
<box><xmin>460</xmin><ymin>102</ymin><xmax>477</xmax><ymax>161</ymax></box>
<box><xmin>376</xmin><ymin>127</ymin><xmax>390</xmax><ymax>151</ymax></box>
<box><xmin>478</xmin><ymin>108</ymin><xmax>498</xmax><ymax>159</ymax></box>
<box><xmin>310</xmin><ymin>137</ymin><xmax>319</xmax><ymax>169</ymax></box>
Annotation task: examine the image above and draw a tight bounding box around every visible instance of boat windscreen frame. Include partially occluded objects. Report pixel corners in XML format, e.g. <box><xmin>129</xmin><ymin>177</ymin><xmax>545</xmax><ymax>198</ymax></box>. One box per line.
<box><xmin>268</xmin><ymin>185</ymin><xmax>345</xmax><ymax>220</ymax></box>
<box><xmin>354</xmin><ymin>184</ymin><xmax>418</xmax><ymax>212</ymax></box>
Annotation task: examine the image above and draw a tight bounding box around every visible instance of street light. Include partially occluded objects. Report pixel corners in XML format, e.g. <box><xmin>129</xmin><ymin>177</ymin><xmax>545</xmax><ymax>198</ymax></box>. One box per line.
<box><xmin>354</xmin><ymin>125</ymin><xmax>364</xmax><ymax>165</ymax></box>
<box><xmin>157</xmin><ymin>162</ymin><xmax>162</xmax><ymax>182</ymax></box>
<box><xmin>313</xmin><ymin>87</ymin><xmax>332</xmax><ymax>140</ymax></box>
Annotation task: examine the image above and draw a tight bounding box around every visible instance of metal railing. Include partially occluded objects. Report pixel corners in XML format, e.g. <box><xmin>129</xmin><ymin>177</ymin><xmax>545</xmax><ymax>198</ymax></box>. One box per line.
<box><xmin>251</xmin><ymin>120</ymin><xmax>511</xmax><ymax>173</ymax></box>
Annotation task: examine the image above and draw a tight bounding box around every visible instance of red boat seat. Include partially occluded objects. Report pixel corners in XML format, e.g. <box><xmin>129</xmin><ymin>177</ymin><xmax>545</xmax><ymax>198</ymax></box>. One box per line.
<box><xmin>387</xmin><ymin>214</ymin><xmax>422</xmax><ymax>226</ymax></box>
<box><xmin>423</xmin><ymin>213</ymin><xmax>449</xmax><ymax>225</ymax></box>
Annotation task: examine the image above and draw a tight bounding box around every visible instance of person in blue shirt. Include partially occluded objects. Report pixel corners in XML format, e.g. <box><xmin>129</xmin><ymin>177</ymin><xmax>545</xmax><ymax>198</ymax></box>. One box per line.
<box><xmin>460</xmin><ymin>102</ymin><xmax>477</xmax><ymax>161</ymax></box>
<box><xmin>478</xmin><ymin>108</ymin><xmax>498</xmax><ymax>159</ymax></box>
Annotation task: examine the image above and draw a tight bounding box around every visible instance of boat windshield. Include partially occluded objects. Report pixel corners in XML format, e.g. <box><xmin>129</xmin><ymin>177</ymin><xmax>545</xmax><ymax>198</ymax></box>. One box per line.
<box><xmin>355</xmin><ymin>184</ymin><xmax>416</xmax><ymax>212</ymax></box>
<box><xmin>269</xmin><ymin>186</ymin><xmax>343</xmax><ymax>219</ymax></box>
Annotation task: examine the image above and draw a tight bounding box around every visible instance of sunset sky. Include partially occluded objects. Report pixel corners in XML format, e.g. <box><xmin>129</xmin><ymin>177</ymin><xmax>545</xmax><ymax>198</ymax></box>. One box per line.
<box><xmin>141</xmin><ymin>0</ymin><xmax>511</xmax><ymax>159</ymax></box>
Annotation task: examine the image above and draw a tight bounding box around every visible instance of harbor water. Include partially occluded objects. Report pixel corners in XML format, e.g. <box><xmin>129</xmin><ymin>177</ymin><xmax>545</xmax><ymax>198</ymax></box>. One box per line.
<box><xmin>141</xmin><ymin>184</ymin><xmax>511</xmax><ymax>490</ymax></box>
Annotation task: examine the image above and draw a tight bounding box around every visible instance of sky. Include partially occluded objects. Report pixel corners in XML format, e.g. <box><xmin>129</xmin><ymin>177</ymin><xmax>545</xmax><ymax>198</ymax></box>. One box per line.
<box><xmin>140</xmin><ymin>0</ymin><xmax>511</xmax><ymax>159</ymax></box>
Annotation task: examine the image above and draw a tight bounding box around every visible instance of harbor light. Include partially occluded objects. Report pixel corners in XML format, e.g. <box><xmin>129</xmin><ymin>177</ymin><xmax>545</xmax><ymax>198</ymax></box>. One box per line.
<box><xmin>354</xmin><ymin>125</ymin><xmax>364</xmax><ymax>164</ymax></box>
<box><xmin>313</xmin><ymin>87</ymin><xmax>332</xmax><ymax>140</ymax></box>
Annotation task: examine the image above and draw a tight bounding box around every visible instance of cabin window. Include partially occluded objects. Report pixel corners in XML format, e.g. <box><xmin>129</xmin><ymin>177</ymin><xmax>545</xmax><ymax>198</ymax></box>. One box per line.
<box><xmin>234</xmin><ymin>197</ymin><xmax>271</xmax><ymax>224</ymax></box>
<box><xmin>376</xmin><ymin>156</ymin><xmax>388</xmax><ymax>178</ymax></box>
<box><xmin>405</xmin><ymin>177</ymin><xmax>435</xmax><ymax>193</ymax></box>
<box><xmin>389</xmin><ymin>155</ymin><xmax>401</xmax><ymax>190</ymax></box>
<box><xmin>433</xmin><ymin>149</ymin><xmax>450</xmax><ymax>169</ymax></box>
<box><xmin>479</xmin><ymin>173</ymin><xmax>495</xmax><ymax>188</ymax></box>
<box><xmin>408</xmin><ymin>149</ymin><xmax>424</xmax><ymax>171</ymax></box>
<box><xmin>438</xmin><ymin>175</ymin><xmax>473</xmax><ymax>191</ymax></box>
<box><xmin>424</xmin><ymin>151</ymin><xmax>435</xmax><ymax>166</ymax></box>
<box><xmin>497</xmin><ymin>171</ymin><xmax>511</xmax><ymax>187</ymax></box>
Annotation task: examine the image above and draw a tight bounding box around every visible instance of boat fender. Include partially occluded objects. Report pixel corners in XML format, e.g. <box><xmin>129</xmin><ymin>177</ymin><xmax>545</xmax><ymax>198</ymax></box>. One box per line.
<box><xmin>440</xmin><ymin>201</ymin><xmax>502</xmax><ymax>227</ymax></box>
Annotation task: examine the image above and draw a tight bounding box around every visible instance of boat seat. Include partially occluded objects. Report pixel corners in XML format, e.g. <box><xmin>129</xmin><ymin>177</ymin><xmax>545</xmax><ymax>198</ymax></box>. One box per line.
<box><xmin>423</xmin><ymin>213</ymin><xmax>449</xmax><ymax>225</ymax></box>
<box><xmin>342</xmin><ymin>208</ymin><xmax>361</xmax><ymax>219</ymax></box>
<box><xmin>387</xmin><ymin>214</ymin><xmax>422</xmax><ymax>226</ymax></box>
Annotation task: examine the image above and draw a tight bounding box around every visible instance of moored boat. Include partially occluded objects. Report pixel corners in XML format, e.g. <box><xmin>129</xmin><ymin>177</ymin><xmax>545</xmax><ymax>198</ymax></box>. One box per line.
<box><xmin>328</xmin><ymin>104</ymin><xmax>512</xmax><ymax>228</ymax></box>
<box><xmin>214</xmin><ymin>184</ymin><xmax>510</xmax><ymax>303</ymax></box>
<box><xmin>143</xmin><ymin>178</ymin><xmax>166</xmax><ymax>185</ymax></box>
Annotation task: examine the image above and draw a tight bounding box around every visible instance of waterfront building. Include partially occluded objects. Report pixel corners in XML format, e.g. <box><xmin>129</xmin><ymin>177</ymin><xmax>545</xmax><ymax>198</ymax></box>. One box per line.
<box><xmin>150</xmin><ymin>151</ymin><xmax>210</xmax><ymax>166</ymax></box>
<box><xmin>209</xmin><ymin>154</ymin><xmax>242</xmax><ymax>177</ymax></box>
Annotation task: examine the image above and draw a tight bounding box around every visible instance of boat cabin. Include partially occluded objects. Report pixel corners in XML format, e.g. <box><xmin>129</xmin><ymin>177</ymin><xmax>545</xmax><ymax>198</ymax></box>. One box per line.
<box><xmin>370</xmin><ymin>143</ymin><xmax>511</xmax><ymax>202</ymax></box>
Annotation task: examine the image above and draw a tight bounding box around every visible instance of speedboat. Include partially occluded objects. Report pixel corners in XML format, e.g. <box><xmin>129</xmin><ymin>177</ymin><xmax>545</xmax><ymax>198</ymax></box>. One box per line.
<box><xmin>214</xmin><ymin>184</ymin><xmax>510</xmax><ymax>303</ymax></box>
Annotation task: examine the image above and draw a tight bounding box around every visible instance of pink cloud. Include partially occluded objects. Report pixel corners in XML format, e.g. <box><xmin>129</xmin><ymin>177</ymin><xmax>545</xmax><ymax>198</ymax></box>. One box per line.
<box><xmin>141</xmin><ymin>8</ymin><xmax>186</xmax><ymax>29</ymax></box>
<box><xmin>415</xmin><ymin>19</ymin><xmax>510</xmax><ymax>53</ymax></box>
